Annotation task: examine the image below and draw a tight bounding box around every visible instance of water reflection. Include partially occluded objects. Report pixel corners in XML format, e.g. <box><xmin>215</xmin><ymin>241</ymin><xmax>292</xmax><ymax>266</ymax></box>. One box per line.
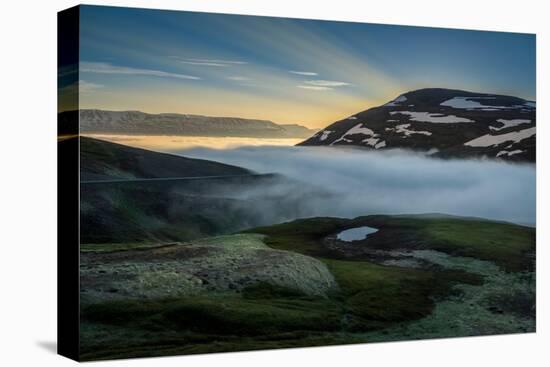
<box><xmin>336</xmin><ymin>226</ymin><xmax>379</xmax><ymax>241</ymax></box>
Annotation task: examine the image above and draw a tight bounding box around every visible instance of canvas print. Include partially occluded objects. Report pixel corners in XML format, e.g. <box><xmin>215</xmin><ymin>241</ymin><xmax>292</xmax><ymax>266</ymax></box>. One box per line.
<box><xmin>58</xmin><ymin>5</ymin><xmax>536</xmax><ymax>361</ymax></box>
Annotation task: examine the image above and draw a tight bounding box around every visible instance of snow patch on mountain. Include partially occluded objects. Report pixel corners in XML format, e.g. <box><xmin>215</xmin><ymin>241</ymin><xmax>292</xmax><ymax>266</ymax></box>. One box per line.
<box><xmin>497</xmin><ymin>150</ymin><xmax>524</xmax><ymax>158</ymax></box>
<box><xmin>344</xmin><ymin>123</ymin><xmax>376</xmax><ymax>136</ymax></box>
<box><xmin>464</xmin><ymin>127</ymin><xmax>536</xmax><ymax>147</ymax></box>
<box><xmin>317</xmin><ymin>130</ymin><xmax>333</xmax><ymax>141</ymax></box>
<box><xmin>362</xmin><ymin>137</ymin><xmax>387</xmax><ymax>149</ymax></box>
<box><xmin>386</xmin><ymin>124</ymin><xmax>432</xmax><ymax>137</ymax></box>
<box><xmin>440</xmin><ymin>96</ymin><xmax>506</xmax><ymax>109</ymax></box>
<box><xmin>363</xmin><ymin>137</ymin><xmax>380</xmax><ymax>146</ymax></box>
<box><xmin>331</xmin><ymin>123</ymin><xmax>377</xmax><ymax>145</ymax></box>
<box><xmin>375</xmin><ymin>140</ymin><xmax>386</xmax><ymax>149</ymax></box>
<box><xmin>490</xmin><ymin>119</ymin><xmax>531</xmax><ymax>132</ymax></box>
<box><xmin>390</xmin><ymin>111</ymin><xmax>474</xmax><ymax>124</ymax></box>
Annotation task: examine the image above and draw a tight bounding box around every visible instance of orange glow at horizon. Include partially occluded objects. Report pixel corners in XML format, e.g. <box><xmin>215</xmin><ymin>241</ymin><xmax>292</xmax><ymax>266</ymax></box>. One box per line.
<box><xmin>84</xmin><ymin>134</ymin><xmax>305</xmax><ymax>151</ymax></box>
<box><xmin>78</xmin><ymin>85</ymin><xmax>397</xmax><ymax>129</ymax></box>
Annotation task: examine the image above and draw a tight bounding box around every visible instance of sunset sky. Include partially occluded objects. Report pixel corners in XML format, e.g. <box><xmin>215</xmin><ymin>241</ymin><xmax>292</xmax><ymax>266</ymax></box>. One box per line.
<box><xmin>62</xmin><ymin>5</ymin><xmax>536</xmax><ymax>128</ymax></box>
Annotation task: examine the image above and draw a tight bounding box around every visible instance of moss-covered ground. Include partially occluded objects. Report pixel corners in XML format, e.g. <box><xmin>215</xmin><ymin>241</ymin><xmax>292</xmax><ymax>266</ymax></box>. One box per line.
<box><xmin>80</xmin><ymin>214</ymin><xmax>535</xmax><ymax>360</ymax></box>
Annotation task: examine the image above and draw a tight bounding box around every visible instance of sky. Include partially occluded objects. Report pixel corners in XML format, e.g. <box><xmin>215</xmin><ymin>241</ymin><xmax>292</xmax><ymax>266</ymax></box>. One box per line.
<box><xmin>62</xmin><ymin>5</ymin><xmax>536</xmax><ymax>128</ymax></box>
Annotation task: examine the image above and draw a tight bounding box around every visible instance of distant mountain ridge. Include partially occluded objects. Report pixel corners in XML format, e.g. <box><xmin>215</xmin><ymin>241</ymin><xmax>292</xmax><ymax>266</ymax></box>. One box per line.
<box><xmin>75</xmin><ymin>109</ymin><xmax>317</xmax><ymax>138</ymax></box>
<box><xmin>299</xmin><ymin>88</ymin><xmax>535</xmax><ymax>162</ymax></box>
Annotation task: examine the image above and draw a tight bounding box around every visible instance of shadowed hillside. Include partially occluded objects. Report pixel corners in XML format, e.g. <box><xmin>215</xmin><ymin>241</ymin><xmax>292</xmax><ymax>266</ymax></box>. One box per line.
<box><xmin>80</xmin><ymin>137</ymin><xmax>251</xmax><ymax>181</ymax></box>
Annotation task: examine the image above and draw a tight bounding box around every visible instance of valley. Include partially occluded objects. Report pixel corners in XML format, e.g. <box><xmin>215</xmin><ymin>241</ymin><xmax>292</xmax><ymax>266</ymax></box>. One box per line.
<box><xmin>77</xmin><ymin>134</ymin><xmax>535</xmax><ymax>360</ymax></box>
<box><xmin>58</xmin><ymin>8</ymin><xmax>537</xmax><ymax>362</ymax></box>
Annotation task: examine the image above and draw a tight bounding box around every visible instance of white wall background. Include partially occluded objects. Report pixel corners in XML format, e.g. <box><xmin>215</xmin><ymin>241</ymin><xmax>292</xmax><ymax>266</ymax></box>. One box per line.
<box><xmin>0</xmin><ymin>0</ymin><xmax>548</xmax><ymax>365</ymax></box>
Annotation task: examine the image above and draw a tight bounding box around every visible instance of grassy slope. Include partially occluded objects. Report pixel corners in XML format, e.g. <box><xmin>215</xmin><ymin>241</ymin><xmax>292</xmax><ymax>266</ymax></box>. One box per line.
<box><xmin>420</xmin><ymin>218</ymin><xmax>535</xmax><ymax>272</ymax></box>
<box><xmin>251</xmin><ymin>215</ymin><xmax>535</xmax><ymax>272</ymax></box>
<box><xmin>247</xmin><ymin>217</ymin><xmax>350</xmax><ymax>256</ymax></box>
<box><xmin>80</xmin><ymin>136</ymin><xmax>250</xmax><ymax>181</ymax></box>
<box><xmin>80</xmin><ymin>182</ymin><xmax>244</xmax><ymax>243</ymax></box>
<box><xmin>246</xmin><ymin>216</ymin><xmax>488</xmax><ymax>327</ymax></box>
<box><xmin>80</xmin><ymin>285</ymin><xmax>346</xmax><ymax>360</ymax></box>
<box><xmin>80</xmin><ymin>137</ymin><xmax>317</xmax><ymax>245</ymax></box>
<box><xmin>80</xmin><ymin>175</ymin><xmax>287</xmax><ymax>244</ymax></box>
<box><xmin>324</xmin><ymin>259</ymin><xmax>479</xmax><ymax>326</ymax></box>
<box><xmin>79</xmin><ymin>137</ymin><xmax>256</xmax><ymax>244</ymax></box>
<box><xmin>80</xmin><ymin>215</ymin><xmax>534</xmax><ymax>360</ymax></box>
<box><xmin>355</xmin><ymin>215</ymin><xmax>536</xmax><ymax>272</ymax></box>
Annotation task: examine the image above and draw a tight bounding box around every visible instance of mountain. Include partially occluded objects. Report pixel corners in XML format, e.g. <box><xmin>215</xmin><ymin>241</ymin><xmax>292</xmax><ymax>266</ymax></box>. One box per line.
<box><xmin>80</xmin><ymin>136</ymin><xmax>250</xmax><ymax>181</ymax></box>
<box><xmin>278</xmin><ymin>123</ymin><xmax>317</xmax><ymax>137</ymax></box>
<box><xmin>298</xmin><ymin>88</ymin><xmax>536</xmax><ymax>162</ymax></box>
<box><xmin>75</xmin><ymin>109</ymin><xmax>318</xmax><ymax>138</ymax></box>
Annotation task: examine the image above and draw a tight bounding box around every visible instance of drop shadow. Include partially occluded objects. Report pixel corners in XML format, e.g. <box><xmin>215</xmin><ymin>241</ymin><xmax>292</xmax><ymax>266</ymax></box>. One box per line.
<box><xmin>36</xmin><ymin>340</ymin><xmax>57</xmax><ymax>354</ymax></box>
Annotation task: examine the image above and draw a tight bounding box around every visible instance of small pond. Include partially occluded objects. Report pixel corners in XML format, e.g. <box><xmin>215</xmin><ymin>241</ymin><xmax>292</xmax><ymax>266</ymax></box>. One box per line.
<box><xmin>336</xmin><ymin>226</ymin><xmax>378</xmax><ymax>242</ymax></box>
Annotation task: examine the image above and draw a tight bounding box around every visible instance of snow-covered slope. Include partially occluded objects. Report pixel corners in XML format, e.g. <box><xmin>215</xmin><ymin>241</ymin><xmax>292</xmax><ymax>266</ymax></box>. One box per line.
<box><xmin>298</xmin><ymin>88</ymin><xmax>535</xmax><ymax>162</ymax></box>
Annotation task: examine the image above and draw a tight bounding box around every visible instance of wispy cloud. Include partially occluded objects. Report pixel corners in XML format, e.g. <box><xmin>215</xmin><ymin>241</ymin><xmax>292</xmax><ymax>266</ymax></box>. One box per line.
<box><xmin>171</xmin><ymin>57</ymin><xmax>248</xmax><ymax>67</ymax></box>
<box><xmin>225</xmin><ymin>76</ymin><xmax>251</xmax><ymax>81</ymax></box>
<box><xmin>297</xmin><ymin>79</ymin><xmax>351</xmax><ymax>91</ymax></box>
<box><xmin>304</xmin><ymin>80</ymin><xmax>351</xmax><ymax>87</ymax></box>
<box><xmin>297</xmin><ymin>85</ymin><xmax>333</xmax><ymax>91</ymax></box>
<box><xmin>80</xmin><ymin>62</ymin><xmax>200</xmax><ymax>80</ymax></box>
<box><xmin>78</xmin><ymin>80</ymin><xmax>104</xmax><ymax>93</ymax></box>
<box><xmin>289</xmin><ymin>71</ymin><xmax>318</xmax><ymax>76</ymax></box>
<box><xmin>188</xmin><ymin>58</ymin><xmax>248</xmax><ymax>65</ymax></box>
<box><xmin>179</xmin><ymin>60</ymin><xmax>229</xmax><ymax>67</ymax></box>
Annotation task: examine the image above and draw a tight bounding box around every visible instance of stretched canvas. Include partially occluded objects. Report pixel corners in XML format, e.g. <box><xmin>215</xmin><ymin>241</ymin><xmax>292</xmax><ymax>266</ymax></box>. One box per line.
<box><xmin>58</xmin><ymin>5</ymin><xmax>536</xmax><ymax>361</ymax></box>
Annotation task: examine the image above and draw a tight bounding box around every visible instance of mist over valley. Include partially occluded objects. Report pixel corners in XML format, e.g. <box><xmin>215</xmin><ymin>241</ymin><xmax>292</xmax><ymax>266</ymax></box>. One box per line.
<box><xmin>173</xmin><ymin>145</ymin><xmax>535</xmax><ymax>226</ymax></box>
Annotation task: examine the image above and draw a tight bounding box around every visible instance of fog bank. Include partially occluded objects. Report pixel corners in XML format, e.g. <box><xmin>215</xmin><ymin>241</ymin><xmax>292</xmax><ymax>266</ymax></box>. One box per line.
<box><xmin>172</xmin><ymin>146</ymin><xmax>535</xmax><ymax>226</ymax></box>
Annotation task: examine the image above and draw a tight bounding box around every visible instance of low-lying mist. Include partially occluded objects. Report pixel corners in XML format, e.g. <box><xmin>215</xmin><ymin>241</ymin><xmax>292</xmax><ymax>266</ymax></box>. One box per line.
<box><xmin>171</xmin><ymin>146</ymin><xmax>536</xmax><ymax>226</ymax></box>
